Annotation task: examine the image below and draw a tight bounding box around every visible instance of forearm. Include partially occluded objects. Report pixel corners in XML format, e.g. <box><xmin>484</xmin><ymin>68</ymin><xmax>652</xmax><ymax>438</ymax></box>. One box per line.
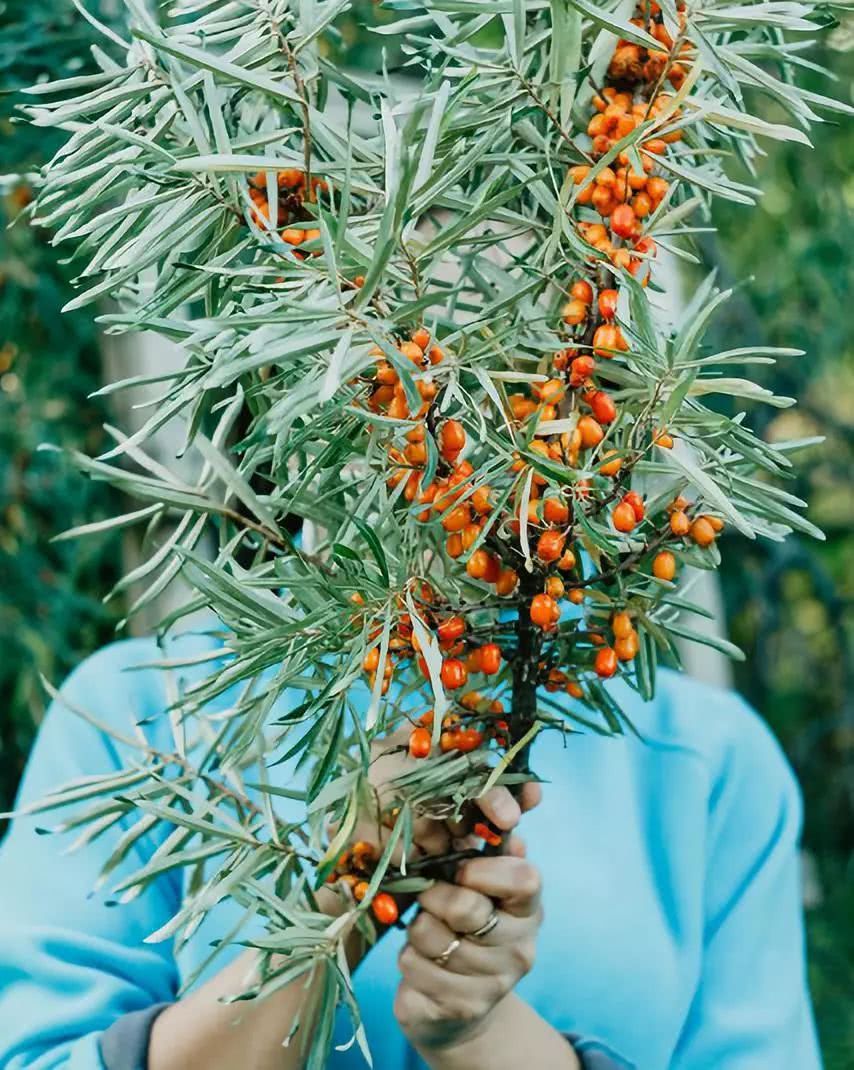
<box><xmin>414</xmin><ymin>993</ymin><xmax>580</xmax><ymax>1070</ymax></box>
<box><xmin>149</xmin><ymin>891</ymin><xmax>363</xmax><ymax>1070</ymax></box>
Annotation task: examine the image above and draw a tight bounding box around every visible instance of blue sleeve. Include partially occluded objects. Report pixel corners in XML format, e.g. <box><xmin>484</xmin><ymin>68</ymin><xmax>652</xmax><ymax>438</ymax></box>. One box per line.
<box><xmin>0</xmin><ymin>640</ymin><xmax>182</xmax><ymax>1070</ymax></box>
<box><xmin>671</xmin><ymin>701</ymin><xmax>821</xmax><ymax>1069</ymax></box>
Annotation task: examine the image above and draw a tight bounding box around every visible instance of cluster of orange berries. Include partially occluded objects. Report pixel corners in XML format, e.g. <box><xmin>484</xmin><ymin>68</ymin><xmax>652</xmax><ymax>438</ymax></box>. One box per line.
<box><xmin>326</xmin><ymin>841</ymin><xmax>399</xmax><ymax>925</ymax></box>
<box><xmin>563</xmin><ymin>1</ymin><xmax>690</xmax><ymax>277</ymax></box>
<box><xmin>368</xmin><ymin>327</ymin><xmax>444</xmax><ymax>429</ymax></box>
<box><xmin>246</xmin><ymin>168</ymin><xmax>328</xmax><ymax>255</ymax></box>
<box><xmin>358</xmin><ymin>583</ymin><xmax>506</xmax><ymax>709</ymax></box>
<box><xmin>408</xmin><ymin>690</ymin><xmax>510</xmax><ymax>761</ymax></box>
<box><xmin>609</xmin><ymin>1</ymin><xmax>691</xmax><ymax>92</ymax></box>
<box><xmin>591</xmin><ymin>610</ymin><xmax>644</xmax><ymax>678</ymax></box>
<box><xmin>667</xmin><ymin>496</ymin><xmax>725</xmax><ymax>548</ymax></box>
<box><xmin>363</xmin><ymin>5</ymin><xmax>709</xmax><ymax>700</ymax></box>
<box><xmin>612</xmin><ymin>489</ymin><xmax>646</xmax><ymax>534</ymax></box>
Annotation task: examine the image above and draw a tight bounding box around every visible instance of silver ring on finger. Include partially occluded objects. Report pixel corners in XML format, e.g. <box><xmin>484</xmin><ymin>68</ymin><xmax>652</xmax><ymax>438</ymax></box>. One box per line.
<box><xmin>466</xmin><ymin>909</ymin><xmax>499</xmax><ymax>940</ymax></box>
<box><xmin>433</xmin><ymin>937</ymin><xmax>461</xmax><ymax>968</ymax></box>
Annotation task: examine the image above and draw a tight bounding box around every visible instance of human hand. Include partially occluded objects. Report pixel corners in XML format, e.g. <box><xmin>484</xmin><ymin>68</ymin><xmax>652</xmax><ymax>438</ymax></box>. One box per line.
<box><xmin>335</xmin><ymin>723</ymin><xmax>541</xmax><ymax>881</ymax></box>
<box><xmin>393</xmin><ymin>846</ymin><xmax>544</xmax><ymax>1052</ymax></box>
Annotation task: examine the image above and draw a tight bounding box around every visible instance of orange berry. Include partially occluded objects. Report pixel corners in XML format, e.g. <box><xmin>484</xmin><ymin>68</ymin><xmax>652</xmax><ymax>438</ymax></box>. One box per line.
<box><xmin>439</xmin><ymin>419</ymin><xmax>466</xmax><ymax>460</ymax></box>
<box><xmin>471</xmin><ymin>486</ymin><xmax>493</xmax><ymax>515</ymax></box>
<box><xmin>440</xmin><ymin>658</ymin><xmax>468</xmax><ymax>690</ymax></box>
<box><xmin>362</xmin><ymin>648</ymin><xmax>380</xmax><ymax>673</ymax></box>
<box><xmin>408</xmin><ymin>726</ymin><xmax>432</xmax><ymax>759</ymax></box>
<box><xmin>577</xmin><ymin>415</ymin><xmax>605</xmax><ymax>449</ymax></box>
<box><xmin>371</xmin><ymin>893</ymin><xmax>399</xmax><ymax>926</ymax></box>
<box><xmin>545</xmin><ymin>575</ymin><xmax>566</xmax><ymax>599</ymax></box>
<box><xmin>571</xmin><ymin>279</ymin><xmax>594</xmax><ymax>304</ymax></box>
<box><xmin>599</xmin><ymin>451</ymin><xmax>623</xmax><ymax>477</ymax></box>
<box><xmin>440</xmin><ymin>730</ymin><xmax>459</xmax><ymax>753</ymax></box>
<box><xmin>654</xmin><ymin>429</ymin><xmax>674</xmax><ymax>449</ymax></box>
<box><xmin>653</xmin><ymin>550</ymin><xmax>677</xmax><ymax>581</ymax></box>
<box><xmin>557</xmin><ymin>548</ymin><xmax>577</xmax><ymax>571</ymax></box>
<box><xmin>562</xmin><ymin>299</ymin><xmax>589</xmax><ymax>326</ymax></box>
<box><xmin>594</xmin><ymin>647</ymin><xmax>619</xmax><ymax>678</ymax></box>
<box><xmin>612</xmin><ymin>501</ymin><xmax>637</xmax><ymax>533</ymax></box>
<box><xmin>634</xmin><ymin>235</ymin><xmax>657</xmax><ymax>260</ymax></box>
<box><xmin>610</xmin><ymin>203</ymin><xmax>637</xmax><ymax>239</ymax></box>
<box><xmin>351</xmin><ymin>841</ymin><xmax>376</xmax><ymax>869</ymax></box>
<box><xmin>632</xmin><ymin>191</ymin><xmax>653</xmax><ymax>218</ymax></box>
<box><xmin>446</xmin><ymin>532</ymin><xmax>464</xmax><ymax>558</ymax></box>
<box><xmin>482</xmin><ymin>553</ymin><xmax>501</xmax><ymax>584</ymax></box>
<box><xmin>537</xmin><ymin>529</ymin><xmax>566</xmax><ymax>563</ymax></box>
<box><xmin>598</xmin><ymin>288</ymin><xmax>619</xmax><ymax>320</ymax></box>
<box><xmin>691</xmin><ymin>517</ymin><xmax>717</xmax><ymax>548</ymax></box>
<box><xmin>530</xmin><ymin>593</ymin><xmax>559</xmax><ymax>630</ymax></box>
<box><xmin>543</xmin><ymin>495</ymin><xmax>570</xmax><ymax>526</ymax></box>
<box><xmin>592</xmin><ymin>185</ymin><xmax>616</xmax><ymax>216</ymax></box>
<box><xmin>437</xmin><ymin>615</ymin><xmax>466</xmax><ymax>643</ymax></box>
<box><xmin>624</xmin><ymin>490</ymin><xmax>645</xmax><ymax>522</ymax></box>
<box><xmin>473</xmin><ymin>821</ymin><xmax>503</xmax><ymax>848</ymax></box>
<box><xmin>442</xmin><ymin>504</ymin><xmax>471</xmax><ymax>533</ymax></box>
<box><xmin>461</xmin><ymin>522</ymin><xmax>482</xmax><ymax>552</ymax></box>
<box><xmin>456</xmin><ymin>728</ymin><xmax>484</xmax><ymax>753</ymax></box>
<box><xmin>642</xmin><ymin>138</ymin><xmax>667</xmax><ymax>156</ymax></box>
<box><xmin>277</xmin><ymin>168</ymin><xmax>304</xmax><ymax>189</ymax></box>
<box><xmin>596</xmin><ymin>166</ymin><xmax>618</xmax><ymax>189</ymax></box>
<box><xmin>612</xmin><ymin>612</ymin><xmax>633</xmax><ymax>640</ymax></box>
<box><xmin>536</xmin><ymin>379</ymin><xmax>566</xmax><ymax>406</ymax></box>
<box><xmin>646</xmin><ymin>176</ymin><xmax>669</xmax><ymax>203</ymax></box>
<box><xmin>615</xmin><ymin>632</ymin><xmax>640</xmax><ymax>662</ymax></box>
<box><xmin>411</xmin><ymin>327</ymin><xmax>431</xmax><ymax>350</ymax></box>
<box><xmin>588</xmin><ymin>390</ymin><xmax>617</xmax><ymax>425</ymax></box>
<box><xmin>570</xmin><ymin>355</ymin><xmax>596</xmax><ymax>387</ymax></box>
<box><xmin>670</xmin><ymin>510</ymin><xmax>691</xmax><ymax>537</ymax></box>
<box><xmin>404</xmin><ymin>441</ymin><xmax>427</xmax><ymax>466</ymax></box>
<box><xmin>479</xmin><ymin>643</ymin><xmax>502</xmax><ymax>675</ymax></box>
<box><xmin>593</xmin><ymin>324</ymin><xmax>621</xmax><ymax>359</ymax></box>
<box><xmin>611</xmin><ymin>248</ymin><xmax>633</xmax><ymax>271</ymax></box>
<box><xmin>466</xmin><ymin>548</ymin><xmax>490</xmax><ymax>579</ymax></box>
<box><xmin>496</xmin><ymin>568</ymin><xmax>519</xmax><ymax>597</ymax></box>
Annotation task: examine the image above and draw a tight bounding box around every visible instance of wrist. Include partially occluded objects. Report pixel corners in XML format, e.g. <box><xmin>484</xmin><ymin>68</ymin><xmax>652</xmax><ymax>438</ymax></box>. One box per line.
<box><xmin>410</xmin><ymin>995</ymin><xmax>507</xmax><ymax>1067</ymax></box>
<box><xmin>411</xmin><ymin>994</ymin><xmax>581</xmax><ymax>1070</ymax></box>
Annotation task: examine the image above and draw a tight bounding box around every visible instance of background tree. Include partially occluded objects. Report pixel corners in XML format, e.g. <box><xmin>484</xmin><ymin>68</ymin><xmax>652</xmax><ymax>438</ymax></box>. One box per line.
<box><xmin>0</xmin><ymin>0</ymin><xmax>124</xmax><ymax>805</ymax></box>
<box><xmin>0</xmin><ymin>0</ymin><xmax>851</xmax><ymax>1065</ymax></box>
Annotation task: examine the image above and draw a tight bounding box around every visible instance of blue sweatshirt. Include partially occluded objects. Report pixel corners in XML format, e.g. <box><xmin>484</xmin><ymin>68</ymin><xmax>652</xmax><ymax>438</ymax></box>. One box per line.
<box><xmin>0</xmin><ymin>633</ymin><xmax>821</xmax><ymax>1069</ymax></box>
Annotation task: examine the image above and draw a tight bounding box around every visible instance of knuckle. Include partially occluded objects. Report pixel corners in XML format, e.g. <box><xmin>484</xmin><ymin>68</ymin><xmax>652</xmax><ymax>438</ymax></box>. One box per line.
<box><xmin>393</xmin><ymin>987</ymin><xmax>419</xmax><ymax>1030</ymax></box>
<box><xmin>437</xmin><ymin>992</ymin><xmax>479</xmax><ymax>1024</ymax></box>
<box><xmin>448</xmin><ymin>889</ymin><xmax>482</xmax><ymax>929</ymax></box>
<box><xmin>509</xmin><ymin>939</ymin><xmax>537</xmax><ymax>976</ymax></box>
<box><xmin>494</xmin><ymin>973</ymin><xmax>514</xmax><ymax>1005</ymax></box>
<box><xmin>410</xmin><ymin>910</ymin><xmax>431</xmax><ymax>939</ymax></box>
<box><xmin>516</xmin><ymin>862</ymin><xmax>542</xmax><ymax>901</ymax></box>
<box><xmin>397</xmin><ymin>944</ymin><xmax>418</xmax><ymax>974</ymax></box>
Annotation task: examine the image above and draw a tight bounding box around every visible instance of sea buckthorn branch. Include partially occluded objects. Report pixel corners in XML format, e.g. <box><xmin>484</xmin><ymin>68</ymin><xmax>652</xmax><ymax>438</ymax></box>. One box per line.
<box><xmin>18</xmin><ymin>0</ymin><xmax>847</xmax><ymax>1060</ymax></box>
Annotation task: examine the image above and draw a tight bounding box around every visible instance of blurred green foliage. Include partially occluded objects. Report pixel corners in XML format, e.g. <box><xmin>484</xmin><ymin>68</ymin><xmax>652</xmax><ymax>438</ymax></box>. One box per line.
<box><xmin>0</xmin><ymin>0</ymin><xmax>851</xmax><ymax>1061</ymax></box>
<box><xmin>698</xmin><ymin>23</ymin><xmax>854</xmax><ymax>1066</ymax></box>
<box><xmin>0</xmin><ymin>0</ymin><xmax>123</xmax><ymax>804</ymax></box>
